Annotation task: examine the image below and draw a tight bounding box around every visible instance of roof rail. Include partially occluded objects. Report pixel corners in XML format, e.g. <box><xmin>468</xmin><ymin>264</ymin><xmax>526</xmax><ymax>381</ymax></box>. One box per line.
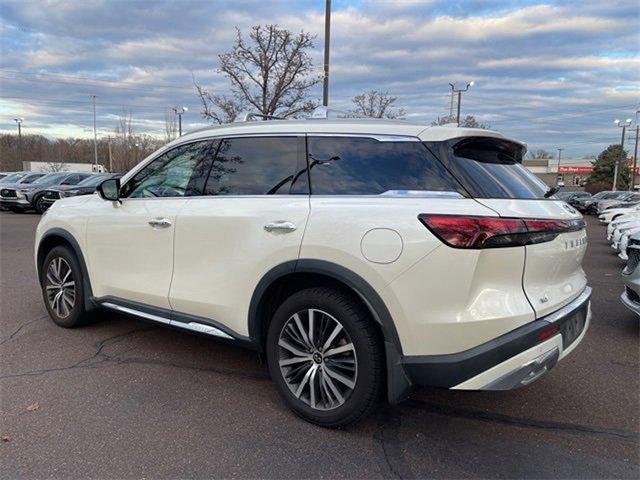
<box><xmin>239</xmin><ymin>112</ymin><xmax>284</xmax><ymax>122</ymax></box>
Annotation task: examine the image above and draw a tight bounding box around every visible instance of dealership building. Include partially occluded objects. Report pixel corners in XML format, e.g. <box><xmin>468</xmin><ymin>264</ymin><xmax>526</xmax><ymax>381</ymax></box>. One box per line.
<box><xmin>523</xmin><ymin>158</ymin><xmax>595</xmax><ymax>188</ymax></box>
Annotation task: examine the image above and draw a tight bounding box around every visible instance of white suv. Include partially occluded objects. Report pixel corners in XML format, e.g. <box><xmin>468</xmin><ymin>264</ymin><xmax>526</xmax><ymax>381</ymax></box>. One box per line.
<box><xmin>35</xmin><ymin>116</ymin><xmax>591</xmax><ymax>426</ymax></box>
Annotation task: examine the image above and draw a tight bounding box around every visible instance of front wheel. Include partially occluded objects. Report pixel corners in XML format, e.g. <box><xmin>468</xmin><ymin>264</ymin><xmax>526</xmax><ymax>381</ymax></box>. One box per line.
<box><xmin>266</xmin><ymin>287</ymin><xmax>383</xmax><ymax>427</ymax></box>
<box><xmin>40</xmin><ymin>245</ymin><xmax>89</xmax><ymax>328</ymax></box>
<box><xmin>35</xmin><ymin>195</ymin><xmax>48</xmax><ymax>214</ymax></box>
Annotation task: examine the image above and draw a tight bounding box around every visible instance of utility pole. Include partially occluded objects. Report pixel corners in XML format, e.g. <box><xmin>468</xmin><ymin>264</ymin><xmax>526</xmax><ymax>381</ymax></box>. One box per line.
<box><xmin>448</xmin><ymin>81</ymin><xmax>474</xmax><ymax>126</ymax></box>
<box><xmin>614</xmin><ymin>118</ymin><xmax>632</xmax><ymax>191</ymax></box>
<box><xmin>90</xmin><ymin>95</ymin><xmax>98</xmax><ymax>168</ymax></box>
<box><xmin>172</xmin><ymin>106</ymin><xmax>188</xmax><ymax>136</ymax></box>
<box><xmin>631</xmin><ymin>123</ymin><xmax>639</xmax><ymax>191</ymax></box>
<box><xmin>556</xmin><ymin>148</ymin><xmax>564</xmax><ymax>186</ymax></box>
<box><xmin>107</xmin><ymin>136</ymin><xmax>113</xmax><ymax>173</ymax></box>
<box><xmin>322</xmin><ymin>0</ymin><xmax>332</xmax><ymax>107</ymax></box>
<box><xmin>13</xmin><ymin>117</ymin><xmax>23</xmax><ymax>167</ymax></box>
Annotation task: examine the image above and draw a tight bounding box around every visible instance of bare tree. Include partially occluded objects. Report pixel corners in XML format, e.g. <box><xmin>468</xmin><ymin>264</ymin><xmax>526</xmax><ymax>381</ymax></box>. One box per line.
<box><xmin>195</xmin><ymin>24</ymin><xmax>321</xmax><ymax>123</ymax></box>
<box><xmin>528</xmin><ymin>149</ymin><xmax>554</xmax><ymax>159</ymax></box>
<box><xmin>164</xmin><ymin>110</ymin><xmax>178</xmax><ymax>143</ymax></box>
<box><xmin>45</xmin><ymin>161</ymin><xmax>68</xmax><ymax>172</ymax></box>
<box><xmin>431</xmin><ymin>114</ymin><xmax>490</xmax><ymax>129</ymax></box>
<box><xmin>348</xmin><ymin>90</ymin><xmax>406</xmax><ymax>119</ymax></box>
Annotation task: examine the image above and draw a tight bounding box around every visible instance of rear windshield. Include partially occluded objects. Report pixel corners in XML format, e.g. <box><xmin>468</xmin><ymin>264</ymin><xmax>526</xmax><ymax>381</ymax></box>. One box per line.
<box><xmin>427</xmin><ymin>137</ymin><xmax>549</xmax><ymax>199</ymax></box>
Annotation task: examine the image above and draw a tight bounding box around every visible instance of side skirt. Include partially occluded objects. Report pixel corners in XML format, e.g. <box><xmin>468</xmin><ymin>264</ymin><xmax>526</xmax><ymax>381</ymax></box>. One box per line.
<box><xmin>93</xmin><ymin>296</ymin><xmax>258</xmax><ymax>350</ymax></box>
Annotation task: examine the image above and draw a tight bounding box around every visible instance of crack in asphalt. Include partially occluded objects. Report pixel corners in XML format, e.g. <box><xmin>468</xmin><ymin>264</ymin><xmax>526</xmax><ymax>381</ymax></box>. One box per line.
<box><xmin>374</xmin><ymin>409</ymin><xmax>412</xmax><ymax>480</ymax></box>
<box><xmin>0</xmin><ymin>316</ymin><xmax>46</xmax><ymax>346</ymax></box>
<box><xmin>406</xmin><ymin>399</ymin><xmax>639</xmax><ymax>442</ymax></box>
<box><xmin>0</xmin><ymin>326</ymin><xmax>270</xmax><ymax>382</ymax></box>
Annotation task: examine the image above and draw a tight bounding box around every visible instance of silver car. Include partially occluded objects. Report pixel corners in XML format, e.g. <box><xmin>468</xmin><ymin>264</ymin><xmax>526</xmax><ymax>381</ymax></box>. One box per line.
<box><xmin>621</xmin><ymin>233</ymin><xmax>640</xmax><ymax>316</ymax></box>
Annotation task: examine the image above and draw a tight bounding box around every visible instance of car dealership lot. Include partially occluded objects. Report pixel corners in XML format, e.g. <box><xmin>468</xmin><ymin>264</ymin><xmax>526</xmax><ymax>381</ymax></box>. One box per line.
<box><xmin>1</xmin><ymin>212</ymin><xmax>638</xmax><ymax>478</ymax></box>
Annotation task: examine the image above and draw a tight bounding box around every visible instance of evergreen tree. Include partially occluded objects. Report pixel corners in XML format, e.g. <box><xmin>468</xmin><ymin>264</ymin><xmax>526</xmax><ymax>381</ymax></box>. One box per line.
<box><xmin>587</xmin><ymin>144</ymin><xmax>629</xmax><ymax>188</ymax></box>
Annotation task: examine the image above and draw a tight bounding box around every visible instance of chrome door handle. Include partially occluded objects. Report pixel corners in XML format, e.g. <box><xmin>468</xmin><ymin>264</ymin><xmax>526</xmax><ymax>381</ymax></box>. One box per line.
<box><xmin>148</xmin><ymin>218</ymin><xmax>172</xmax><ymax>228</ymax></box>
<box><xmin>264</xmin><ymin>221</ymin><xmax>297</xmax><ymax>233</ymax></box>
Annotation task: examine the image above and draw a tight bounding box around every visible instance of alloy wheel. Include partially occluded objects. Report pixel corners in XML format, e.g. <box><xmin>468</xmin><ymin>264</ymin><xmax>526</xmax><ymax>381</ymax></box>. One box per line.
<box><xmin>45</xmin><ymin>257</ymin><xmax>76</xmax><ymax>318</ymax></box>
<box><xmin>277</xmin><ymin>308</ymin><xmax>358</xmax><ymax>411</ymax></box>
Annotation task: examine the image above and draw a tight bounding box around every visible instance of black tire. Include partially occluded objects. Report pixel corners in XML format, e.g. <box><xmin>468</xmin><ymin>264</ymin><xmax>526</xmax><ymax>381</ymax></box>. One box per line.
<box><xmin>266</xmin><ymin>287</ymin><xmax>383</xmax><ymax>427</ymax></box>
<box><xmin>34</xmin><ymin>195</ymin><xmax>48</xmax><ymax>214</ymax></box>
<box><xmin>40</xmin><ymin>245</ymin><xmax>89</xmax><ymax>328</ymax></box>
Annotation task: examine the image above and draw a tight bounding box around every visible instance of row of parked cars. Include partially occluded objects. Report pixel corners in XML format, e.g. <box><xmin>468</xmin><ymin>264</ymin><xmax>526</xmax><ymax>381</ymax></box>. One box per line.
<box><xmin>563</xmin><ymin>188</ymin><xmax>640</xmax><ymax>317</ymax></box>
<box><xmin>0</xmin><ymin>171</ymin><xmax>121</xmax><ymax>214</ymax></box>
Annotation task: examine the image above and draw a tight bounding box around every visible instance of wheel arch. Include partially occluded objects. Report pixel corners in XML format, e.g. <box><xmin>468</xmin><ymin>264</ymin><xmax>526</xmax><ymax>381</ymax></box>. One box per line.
<box><xmin>248</xmin><ymin>259</ymin><xmax>412</xmax><ymax>404</ymax></box>
<box><xmin>37</xmin><ymin>228</ymin><xmax>95</xmax><ymax>310</ymax></box>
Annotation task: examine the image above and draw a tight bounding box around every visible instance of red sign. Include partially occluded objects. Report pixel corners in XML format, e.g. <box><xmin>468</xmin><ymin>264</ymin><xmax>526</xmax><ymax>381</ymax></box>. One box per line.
<box><xmin>558</xmin><ymin>166</ymin><xmax>593</xmax><ymax>174</ymax></box>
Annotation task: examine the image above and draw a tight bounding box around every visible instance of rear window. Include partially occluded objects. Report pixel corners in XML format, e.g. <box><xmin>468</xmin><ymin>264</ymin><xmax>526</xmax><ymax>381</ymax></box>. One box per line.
<box><xmin>307</xmin><ymin>136</ymin><xmax>464</xmax><ymax>195</ymax></box>
<box><xmin>428</xmin><ymin>137</ymin><xmax>549</xmax><ymax>199</ymax></box>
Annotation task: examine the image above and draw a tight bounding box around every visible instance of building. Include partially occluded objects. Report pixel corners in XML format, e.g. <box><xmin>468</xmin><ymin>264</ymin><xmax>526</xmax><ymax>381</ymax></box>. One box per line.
<box><xmin>22</xmin><ymin>161</ymin><xmax>105</xmax><ymax>173</ymax></box>
<box><xmin>523</xmin><ymin>158</ymin><xmax>594</xmax><ymax>189</ymax></box>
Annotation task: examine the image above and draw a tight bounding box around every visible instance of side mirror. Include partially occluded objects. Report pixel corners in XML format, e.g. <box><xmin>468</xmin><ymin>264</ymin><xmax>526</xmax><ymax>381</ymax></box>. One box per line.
<box><xmin>97</xmin><ymin>178</ymin><xmax>120</xmax><ymax>202</ymax></box>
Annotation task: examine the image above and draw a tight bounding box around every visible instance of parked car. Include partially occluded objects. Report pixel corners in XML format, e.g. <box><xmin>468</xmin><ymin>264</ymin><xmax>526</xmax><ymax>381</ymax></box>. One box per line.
<box><xmin>575</xmin><ymin>191</ymin><xmax>622</xmax><ymax>214</ymax></box>
<box><xmin>620</xmin><ymin>234</ymin><xmax>640</xmax><ymax>316</ymax></box>
<box><xmin>611</xmin><ymin>219</ymin><xmax>640</xmax><ymax>251</ymax></box>
<box><xmin>597</xmin><ymin>192</ymin><xmax>640</xmax><ymax>214</ymax></box>
<box><xmin>40</xmin><ymin>173</ymin><xmax>122</xmax><ymax>211</ymax></box>
<box><xmin>0</xmin><ymin>172</ymin><xmax>47</xmax><ymax>210</ymax></box>
<box><xmin>35</xmin><ymin>114</ymin><xmax>591</xmax><ymax>426</ymax></box>
<box><xmin>1</xmin><ymin>172</ymin><xmax>92</xmax><ymax>213</ymax></box>
<box><xmin>599</xmin><ymin>204</ymin><xmax>640</xmax><ymax>224</ymax></box>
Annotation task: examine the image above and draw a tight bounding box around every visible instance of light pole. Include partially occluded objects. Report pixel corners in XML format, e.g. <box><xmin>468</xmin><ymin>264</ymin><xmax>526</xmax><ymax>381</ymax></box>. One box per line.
<box><xmin>90</xmin><ymin>95</ymin><xmax>98</xmax><ymax>167</ymax></box>
<box><xmin>322</xmin><ymin>0</ymin><xmax>332</xmax><ymax>107</ymax></box>
<box><xmin>613</xmin><ymin>118</ymin><xmax>632</xmax><ymax>191</ymax></box>
<box><xmin>556</xmin><ymin>147</ymin><xmax>564</xmax><ymax>185</ymax></box>
<box><xmin>631</xmin><ymin>110</ymin><xmax>640</xmax><ymax>191</ymax></box>
<box><xmin>448</xmin><ymin>81</ymin><xmax>474</xmax><ymax>126</ymax></box>
<box><xmin>172</xmin><ymin>106</ymin><xmax>188</xmax><ymax>136</ymax></box>
<box><xmin>13</xmin><ymin>117</ymin><xmax>23</xmax><ymax>166</ymax></box>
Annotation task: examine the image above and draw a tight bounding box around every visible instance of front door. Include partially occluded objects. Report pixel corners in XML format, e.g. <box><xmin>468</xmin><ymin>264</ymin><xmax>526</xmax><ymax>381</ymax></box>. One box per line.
<box><xmin>85</xmin><ymin>140</ymin><xmax>216</xmax><ymax>309</ymax></box>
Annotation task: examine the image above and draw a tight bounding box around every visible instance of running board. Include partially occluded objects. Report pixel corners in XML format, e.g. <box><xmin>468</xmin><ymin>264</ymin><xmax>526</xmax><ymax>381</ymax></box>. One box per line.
<box><xmin>100</xmin><ymin>302</ymin><xmax>233</xmax><ymax>340</ymax></box>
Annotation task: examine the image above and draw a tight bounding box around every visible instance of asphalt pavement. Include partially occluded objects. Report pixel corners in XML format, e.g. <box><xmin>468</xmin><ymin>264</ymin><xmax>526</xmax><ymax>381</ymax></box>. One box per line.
<box><xmin>1</xmin><ymin>211</ymin><xmax>638</xmax><ymax>479</ymax></box>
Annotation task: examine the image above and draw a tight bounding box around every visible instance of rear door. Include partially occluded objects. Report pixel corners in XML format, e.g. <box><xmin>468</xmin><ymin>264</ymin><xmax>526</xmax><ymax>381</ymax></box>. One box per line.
<box><xmin>168</xmin><ymin>135</ymin><xmax>310</xmax><ymax>337</ymax></box>
<box><xmin>428</xmin><ymin>136</ymin><xmax>587</xmax><ymax>317</ymax></box>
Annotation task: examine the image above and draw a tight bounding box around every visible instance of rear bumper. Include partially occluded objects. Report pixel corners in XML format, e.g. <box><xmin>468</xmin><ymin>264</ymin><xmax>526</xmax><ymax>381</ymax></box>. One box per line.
<box><xmin>400</xmin><ymin>287</ymin><xmax>591</xmax><ymax>391</ymax></box>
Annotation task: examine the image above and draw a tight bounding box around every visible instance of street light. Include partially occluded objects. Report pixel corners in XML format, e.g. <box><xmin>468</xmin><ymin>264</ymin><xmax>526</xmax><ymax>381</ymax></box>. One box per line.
<box><xmin>448</xmin><ymin>81</ymin><xmax>474</xmax><ymax>126</ymax></box>
<box><xmin>172</xmin><ymin>106</ymin><xmax>188</xmax><ymax>136</ymax></box>
<box><xmin>13</xmin><ymin>117</ymin><xmax>23</xmax><ymax>166</ymax></box>
<box><xmin>631</xmin><ymin>110</ymin><xmax>640</xmax><ymax>191</ymax></box>
<box><xmin>613</xmin><ymin>118</ymin><xmax>633</xmax><ymax>191</ymax></box>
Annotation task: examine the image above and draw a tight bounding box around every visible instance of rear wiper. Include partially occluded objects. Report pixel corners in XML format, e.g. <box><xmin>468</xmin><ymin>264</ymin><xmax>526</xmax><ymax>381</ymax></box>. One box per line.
<box><xmin>544</xmin><ymin>186</ymin><xmax>559</xmax><ymax>198</ymax></box>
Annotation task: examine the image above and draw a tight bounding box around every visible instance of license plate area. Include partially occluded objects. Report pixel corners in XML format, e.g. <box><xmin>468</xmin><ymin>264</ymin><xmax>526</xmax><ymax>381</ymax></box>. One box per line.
<box><xmin>559</xmin><ymin>302</ymin><xmax>587</xmax><ymax>348</ymax></box>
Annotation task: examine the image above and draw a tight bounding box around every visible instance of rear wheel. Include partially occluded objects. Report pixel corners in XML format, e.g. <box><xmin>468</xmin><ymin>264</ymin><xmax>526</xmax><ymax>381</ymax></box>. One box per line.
<box><xmin>40</xmin><ymin>246</ymin><xmax>89</xmax><ymax>328</ymax></box>
<box><xmin>266</xmin><ymin>287</ymin><xmax>383</xmax><ymax>427</ymax></box>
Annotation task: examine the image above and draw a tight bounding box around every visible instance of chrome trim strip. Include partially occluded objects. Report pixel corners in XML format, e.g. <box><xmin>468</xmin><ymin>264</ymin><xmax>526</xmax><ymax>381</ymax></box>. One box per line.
<box><xmin>101</xmin><ymin>302</ymin><xmax>171</xmax><ymax>325</ymax></box>
<box><xmin>379</xmin><ymin>190</ymin><xmax>465</xmax><ymax>199</ymax></box>
<box><xmin>100</xmin><ymin>302</ymin><xmax>234</xmax><ymax>340</ymax></box>
<box><xmin>307</xmin><ymin>133</ymin><xmax>419</xmax><ymax>142</ymax></box>
<box><xmin>181</xmin><ymin>322</ymin><xmax>234</xmax><ymax>339</ymax></box>
<box><xmin>542</xmin><ymin>286</ymin><xmax>592</xmax><ymax>324</ymax></box>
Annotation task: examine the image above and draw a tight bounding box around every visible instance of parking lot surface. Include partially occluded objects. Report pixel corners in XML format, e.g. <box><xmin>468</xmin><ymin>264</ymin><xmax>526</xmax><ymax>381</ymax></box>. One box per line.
<box><xmin>1</xmin><ymin>212</ymin><xmax>639</xmax><ymax>479</ymax></box>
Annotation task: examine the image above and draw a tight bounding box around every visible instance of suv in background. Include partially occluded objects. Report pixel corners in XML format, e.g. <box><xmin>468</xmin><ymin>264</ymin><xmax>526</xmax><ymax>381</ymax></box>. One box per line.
<box><xmin>0</xmin><ymin>172</ymin><xmax>47</xmax><ymax>210</ymax></box>
<box><xmin>2</xmin><ymin>172</ymin><xmax>91</xmax><ymax>213</ymax></box>
<box><xmin>621</xmin><ymin>234</ymin><xmax>640</xmax><ymax>316</ymax></box>
<box><xmin>40</xmin><ymin>173</ymin><xmax>122</xmax><ymax>211</ymax></box>
<box><xmin>35</xmin><ymin>114</ymin><xmax>591</xmax><ymax>426</ymax></box>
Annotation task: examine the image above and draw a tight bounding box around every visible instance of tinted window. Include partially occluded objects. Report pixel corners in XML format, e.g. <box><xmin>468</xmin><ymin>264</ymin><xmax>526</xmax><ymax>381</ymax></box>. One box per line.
<box><xmin>20</xmin><ymin>173</ymin><xmax>45</xmax><ymax>184</ymax></box>
<box><xmin>33</xmin><ymin>173</ymin><xmax>68</xmax><ymax>186</ymax></box>
<box><xmin>122</xmin><ymin>141</ymin><xmax>216</xmax><ymax>198</ymax></box>
<box><xmin>203</xmin><ymin>136</ymin><xmax>304</xmax><ymax>195</ymax></box>
<box><xmin>431</xmin><ymin>137</ymin><xmax>548</xmax><ymax>199</ymax></box>
<box><xmin>307</xmin><ymin>136</ymin><xmax>463</xmax><ymax>195</ymax></box>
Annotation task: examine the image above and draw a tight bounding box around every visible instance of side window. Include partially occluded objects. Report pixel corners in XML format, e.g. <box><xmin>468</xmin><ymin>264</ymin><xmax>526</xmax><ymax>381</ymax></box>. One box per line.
<box><xmin>60</xmin><ymin>175</ymin><xmax>78</xmax><ymax>185</ymax></box>
<box><xmin>203</xmin><ymin>136</ymin><xmax>305</xmax><ymax>196</ymax></box>
<box><xmin>307</xmin><ymin>136</ymin><xmax>464</xmax><ymax>195</ymax></box>
<box><xmin>121</xmin><ymin>140</ymin><xmax>217</xmax><ymax>198</ymax></box>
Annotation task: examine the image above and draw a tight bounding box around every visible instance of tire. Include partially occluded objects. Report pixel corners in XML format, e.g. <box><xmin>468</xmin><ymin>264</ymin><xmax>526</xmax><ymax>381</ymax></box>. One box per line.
<box><xmin>34</xmin><ymin>195</ymin><xmax>48</xmax><ymax>214</ymax></box>
<box><xmin>40</xmin><ymin>245</ymin><xmax>89</xmax><ymax>328</ymax></box>
<box><xmin>266</xmin><ymin>287</ymin><xmax>383</xmax><ymax>427</ymax></box>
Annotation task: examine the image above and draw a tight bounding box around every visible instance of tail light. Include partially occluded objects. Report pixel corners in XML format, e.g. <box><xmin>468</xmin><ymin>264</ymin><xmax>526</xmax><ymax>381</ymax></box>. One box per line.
<box><xmin>418</xmin><ymin>215</ymin><xmax>585</xmax><ymax>249</ymax></box>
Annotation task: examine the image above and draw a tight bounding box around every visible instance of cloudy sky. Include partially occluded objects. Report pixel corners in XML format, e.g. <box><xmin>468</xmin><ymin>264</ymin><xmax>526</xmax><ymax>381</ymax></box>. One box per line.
<box><xmin>0</xmin><ymin>0</ymin><xmax>638</xmax><ymax>158</ymax></box>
